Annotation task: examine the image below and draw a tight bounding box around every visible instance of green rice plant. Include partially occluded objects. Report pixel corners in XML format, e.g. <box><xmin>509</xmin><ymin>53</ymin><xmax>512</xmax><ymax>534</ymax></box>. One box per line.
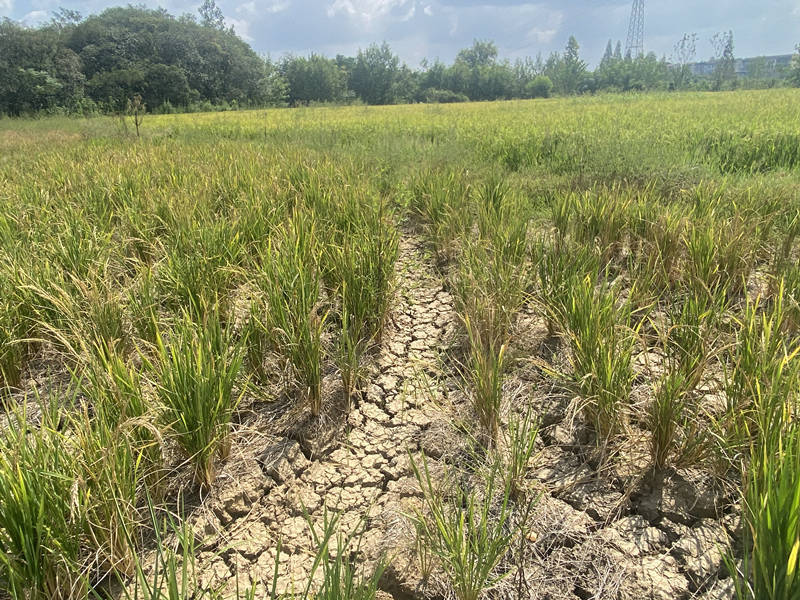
<box><xmin>550</xmin><ymin>192</ymin><xmax>572</xmax><ymax>245</ymax></box>
<box><xmin>686</xmin><ymin>181</ymin><xmax>725</xmax><ymax>221</ymax></box>
<box><xmin>641</xmin><ymin>207</ymin><xmax>686</xmax><ymax>293</ymax></box>
<box><xmin>454</xmin><ymin>243</ymin><xmax>523</xmax><ymax>348</ymax></box>
<box><xmin>561</xmin><ymin>276</ymin><xmax>636</xmax><ymax>443</ymax></box>
<box><xmin>684</xmin><ymin>216</ymin><xmax>755</xmax><ymax>298</ymax></box>
<box><xmin>321</xmin><ymin>204</ymin><xmax>398</xmax><ymax>348</ymax></box>
<box><xmin>301</xmin><ymin>507</ymin><xmax>386</xmax><ymax>600</ymax></box>
<box><xmin>23</xmin><ymin>271</ymin><xmax>128</xmax><ymax>363</ymax></box>
<box><xmin>503</xmin><ymin>407</ymin><xmax>539</xmax><ymax>499</ymax></box>
<box><xmin>148</xmin><ymin>310</ymin><xmax>244</xmax><ymax>488</ymax></box>
<box><xmin>83</xmin><ymin>347</ymin><xmax>164</xmax><ymax>495</ymax></box>
<box><xmin>773</xmin><ymin>208</ymin><xmax>800</xmax><ymax>278</ymax></box>
<box><xmin>244</xmin><ymin>307</ymin><xmax>272</xmax><ymax>385</ymax></box>
<box><xmin>159</xmin><ymin>220</ymin><xmax>243</xmax><ymax>319</ymax></box>
<box><xmin>117</xmin><ymin>495</ymin><xmax>232</xmax><ymax>600</ymax></box>
<box><xmin>70</xmin><ymin>401</ymin><xmax>143</xmax><ymax>579</ymax></box>
<box><xmin>413</xmin><ymin>517</ymin><xmax>436</xmax><ymax>583</ymax></box>
<box><xmin>257</xmin><ymin>211</ymin><xmax>327</xmax><ymax>416</ymax></box>
<box><xmin>333</xmin><ymin>284</ymin><xmax>370</xmax><ymax>404</ymax></box>
<box><xmin>664</xmin><ymin>290</ymin><xmax>720</xmax><ymax>392</ymax></box>
<box><xmin>723</xmin><ymin>289</ymin><xmax>797</xmax><ymax>452</ymax></box>
<box><xmin>684</xmin><ymin>220</ymin><xmax>720</xmax><ymax>296</ymax></box>
<box><xmin>782</xmin><ymin>264</ymin><xmax>800</xmax><ymax>336</ymax></box>
<box><xmin>731</xmin><ymin>410</ymin><xmax>800</xmax><ymax>599</ymax></box>
<box><xmin>0</xmin><ymin>276</ymin><xmax>28</xmax><ymax>391</ymax></box>
<box><xmin>408</xmin><ymin>453</ymin><xmax>526</xmax><ymax>600</ymax></box>
<box><xmin>534</xmin><ymin>241</ymin><xmax>600</xmax><ymax>337</ymax></box>
<box><xmin>0</xmin><ymin>396</ymin><xmax>86</xmax><ymax>600</ymax></box>
<box><xmin>127</xmin><ymin>265</ymin><xmax>160</xmax><ymax>346</ymax></box>
<box><xmin>647</xmin><ymin>371</ymin><xmax>709</xmax><ymax>470</ymax></box>
<box><xmin>463</xmin><ymin>314</ymin><xmax>507</xmax><ymax>447</ymax></box>
<box><xmin>409</xmin><ymin>169</ymin><xmax>472</xmax><ymax>264</ymax></box>
<box><xmin>475</xmin><ymin>181</ymin><xmax>528</xmax><ymax>268</ymax></box>
<box><xmin>48</xmin><ymin>217</ymin><xmax>112</xmax><ymax>282</ymax></box>
<box><xmin>553</xmin><ymin>187</ymin><xmax>632</xmax><ymax>266</ymax></box>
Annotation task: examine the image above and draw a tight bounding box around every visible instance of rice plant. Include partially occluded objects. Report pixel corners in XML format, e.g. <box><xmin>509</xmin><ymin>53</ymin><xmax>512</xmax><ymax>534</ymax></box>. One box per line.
<box><xmin>503</xmin><ymin>407</ymin><xmax>539</xmax><ymax>499</ymax></box>
<box><xmin>159</xmin><ymin>220</ymin><xmax>243</xmax><ymax>319</ymax></box>
<box><xmin>118</xmin><ymin>495</ymin><xmax>231</xmax><ymax>600</ymax></box>
<box><xmin>731</xmin><ymin>392</ymin><xmax>800</xmax><ymax>600</ymax></box>
<box><xmin>534</xmin><ymin>240</ymin><xmax>600</xmax><ymax>336</ymax></box>
<box><xmin>684</xmin><ymin>216</ymin><xmax>755</xmax><ymax>298</ymax></box>
<box><xmin>127</xmin><ymin>265</ymin><xmax>160</xmax><ymax>346</ymax></box>
<box><xmin>301</xmin><ymin>508</ymin><xmax>386</xmax><ymax>600</ymax></box>
<box><xmin>463</xmin><ymin>313</ymin><xmax>507</xmax><ymax>447</ymax></box>
<box><xmin>408</xmin><ymin>453</ymin><xmax>527</xmax><ymax>600</ymax></box>
<box><xmin>82</xmin><ymin>347</ymin><xmax>164</xmax><ymax>494</ymax></box>
<box><xmin>0</xmin><ymin>285</ymin><xmax>27</xmax><ymax>391</ymax></box>
<box><xmin>664</xmin><ymin>290</ymin><xmax>721</xmax><ymax>392</ymax></box>
<box><xmin>409</xmin><ymin>168</ymin><xmax>472</xmax><ymax>264</ymax></box>
<box><xmin>723</xmin><ymin>289</ymin><xmax>797</xmax><ymax>452</ymax></box>
<box><xmin>148</xmin><ymin>310</ymin><xmax>244</xmax><ymax>488</ymax></box>
<box><xmin>321</xmin><ymin>198</ymin><xmax>398</xmax><ymax>353</ymax></box>
<box><xmin>333</xmin><ymin>284</ymin><xmax>371</xmax><ymax>403</ymax></box>
<box><xmin>257</xmin><ymin>210</ymin><xmax>327</xmax><ymax>416</ymax></box>
<box><xmin>561</xmin><ymin>276</ymin><xmax>636</xmax><ymax>443</ymax></box>
<box><xmin>0</xmin><ymin>397</ymin><xmax>86</xmax><ymax>600</ymax></box>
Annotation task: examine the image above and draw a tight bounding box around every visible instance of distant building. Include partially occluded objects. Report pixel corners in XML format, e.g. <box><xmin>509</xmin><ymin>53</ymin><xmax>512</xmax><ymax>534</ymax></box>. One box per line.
<box><xmin>689</xmin><ymin>54</ymin><xmax>793</xmax><ymax>78</ymax></box>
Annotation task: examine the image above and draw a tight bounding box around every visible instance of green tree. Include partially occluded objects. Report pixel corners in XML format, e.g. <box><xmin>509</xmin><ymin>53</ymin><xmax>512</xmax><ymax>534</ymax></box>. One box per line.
<box><xmin>545</xmin><ymin>36</ymin><xmax>587</xmax><ymax>95</ymax></box>
<box><xmin>258</xmin><ymin>57</ymin><xmax>289</xmax><ymax>105</ymax></box>
<box><xmin>281</xmin><ymin>54</ymin><xmax>347</xmax><ymax>104</ymax></box>
<box><xmin>455</xmin><ymin>39</ymin><xmax>497</xmax><ymax>69</ymax></box>
<box><xmin>198</xmin><ymin>0</ymin><xmax>225</xmax><ymax>30</ymax></box>
<box><xmin>350</xmin><ymin>42</ymin><xmax>399</xmax><ymax>105</ymax></box>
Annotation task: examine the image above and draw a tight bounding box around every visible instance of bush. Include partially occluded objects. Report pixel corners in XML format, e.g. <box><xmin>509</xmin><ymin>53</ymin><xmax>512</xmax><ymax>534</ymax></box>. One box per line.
<box><xmin>423</xmin><ymin>88</ymin><xmax>470</xmax><ymax>104</ymax></box>
<box><xmin>526</xmin><ymin>76</ymin><xmax>553</xmax><ymax>99</ymax></box>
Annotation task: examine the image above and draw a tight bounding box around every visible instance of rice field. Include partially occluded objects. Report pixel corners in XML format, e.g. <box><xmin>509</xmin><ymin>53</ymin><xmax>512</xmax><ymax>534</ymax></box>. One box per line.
<box><xmin>1</xmin><ymin>88</ymin><xmax>800</xmax><ymax>600</ymax></box>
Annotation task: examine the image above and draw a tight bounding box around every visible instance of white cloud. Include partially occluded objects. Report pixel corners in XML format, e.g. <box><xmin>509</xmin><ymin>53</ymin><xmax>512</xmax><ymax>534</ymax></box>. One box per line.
<box><xmin>327</xmin><ymin>0</ymin><xmax>413</xmax><ymax>25</ymax></box>
<box><xmin>0</xmin><ymin>0</ymin><xmax>12</xmax><ymax>15</ymax></box>
<box><xmin>266</xmin><ymin>0</ymin><xmax>290</xmax><ymax>13</ymax></box>
<box><xmin>527</xmin><ymin>27</ymin><xmax>557</xmax><ymax>44</ymax></box>
<box><xmin>237</xmin><ymin>0</ymin><xmax>289</xmax><ymax>17</ymax></box>
<box><xmin>21</xmin><ymin>9</ymin><xmax>48</xmax><ymax>24</ymax></box>
<box><xmin>225</xmin><ymin>16</ymin><xmax>254</xmax><ymax>40</ymax></box>
<box><xmin>423</xmin><ymin>3</ymin><xmax>432</xmax><ymax>16</ymax></box>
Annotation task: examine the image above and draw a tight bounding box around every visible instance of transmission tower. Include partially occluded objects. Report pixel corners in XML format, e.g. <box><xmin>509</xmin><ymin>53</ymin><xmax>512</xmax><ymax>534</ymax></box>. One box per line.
<box><xmin>625</xmin><ymin>0</ymin><xmax>644</xmax><ymax>58</ymax></box>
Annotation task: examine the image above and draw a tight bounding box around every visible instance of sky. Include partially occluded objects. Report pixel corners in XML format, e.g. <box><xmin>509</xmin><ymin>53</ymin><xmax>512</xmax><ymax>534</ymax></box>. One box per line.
<box><xmin>2</xmin><ymin>0</ymin><xmax>799</xmax><ymax>67</ymax></box>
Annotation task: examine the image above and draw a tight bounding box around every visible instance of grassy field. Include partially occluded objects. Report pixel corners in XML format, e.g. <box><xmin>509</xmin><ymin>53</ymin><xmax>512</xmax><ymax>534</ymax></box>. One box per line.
<box><xmin>1</xmin><ymin>89</ymin><xmax>800</xmax><ymax>599</ymax></box>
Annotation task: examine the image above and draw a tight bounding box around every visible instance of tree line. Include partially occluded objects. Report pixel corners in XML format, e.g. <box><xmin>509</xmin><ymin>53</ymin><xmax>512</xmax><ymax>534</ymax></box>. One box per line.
<box><xmin>1</xmin><ymin>2</ymin><xmax>798</xmax><ymax>116</ymax></box>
